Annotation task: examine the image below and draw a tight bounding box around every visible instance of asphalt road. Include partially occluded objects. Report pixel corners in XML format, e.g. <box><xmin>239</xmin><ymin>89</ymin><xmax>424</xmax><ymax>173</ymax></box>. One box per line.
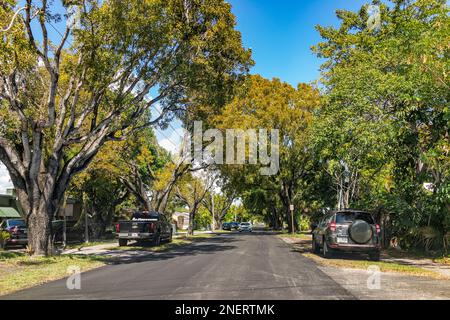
<box><xmin>3</xmin><ymin>232</ymin><xmax>356</xmax><ymax>300</ymax></box>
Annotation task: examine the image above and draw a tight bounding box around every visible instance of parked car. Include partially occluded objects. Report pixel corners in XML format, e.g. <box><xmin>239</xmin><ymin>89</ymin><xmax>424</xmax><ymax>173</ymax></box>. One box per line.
<box><xmin>238</xmin><ymin>222</ymin><xmax>253</xmax><ymax>232</ymax></box>
<box><xmin>312</xmin><ymin>210</ymin><xmax>381</xmax><ymax>260</ymax></box>
<box><xmin>222</xmin><ymin>222</ymin><xmax>232</xmax><ymax>231</ymax></box>
<box><xmin>0</xmin><ymin>219</ymin><xmax>28</xmax><ymax>248</ymax></box>
<box><xmin>230</xmin><ymin>222</ymin><xmax>240</xmax><ymax>230</ymax></box>
<box><xmin>116</xmin><ymin>211</ymin><xmax>172</xmax><ymax>246</ymax></box>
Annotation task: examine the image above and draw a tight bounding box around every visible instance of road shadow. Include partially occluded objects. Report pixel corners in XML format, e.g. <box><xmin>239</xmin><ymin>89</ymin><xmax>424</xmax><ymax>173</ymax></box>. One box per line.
<box><xmin>97</xmin><ymin>235</ymin><xmax>241</xmax><ymax>265</ymax></box>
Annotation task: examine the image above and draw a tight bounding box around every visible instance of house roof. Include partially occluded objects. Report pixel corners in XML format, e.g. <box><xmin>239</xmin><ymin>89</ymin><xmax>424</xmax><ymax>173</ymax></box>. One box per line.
<box><xmin>0</xmin><ymin>207</ymin><xmax>21</xmax><ymax>218</ymax></box>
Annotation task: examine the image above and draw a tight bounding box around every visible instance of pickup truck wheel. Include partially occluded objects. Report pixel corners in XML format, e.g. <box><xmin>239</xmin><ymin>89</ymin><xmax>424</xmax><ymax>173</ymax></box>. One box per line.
<box><xmin>118</xmin><ymin>239</ymin><xmax>128</xmax><ymax>247</ymax></box>
<box><xmin>322</xmin><ymin>239</ymin><xmax>333</xmax><ymax>259</ymax></box>
<box><xmin>152</xmin><ymin>233</ymin><xmax>161</xmax><ymax>246</ymax></box>
<box><xmin>312</xmin><ymin>236</ymin><xmax>320</xmax><ymax>254</ymax></box>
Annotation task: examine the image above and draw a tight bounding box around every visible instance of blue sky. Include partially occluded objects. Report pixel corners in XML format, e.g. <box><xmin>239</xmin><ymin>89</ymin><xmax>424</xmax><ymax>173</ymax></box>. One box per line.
<box><xmin>229</xmin><ymin>0</ymin><xmax>368</xmax><ymax>86</ymax></box>
<box><xmin>0</xmin><ymin>0</ymin><xmax>371</xmax><ymax>192</ymax></box>
<box><xmin>157</xmin><ymin>0</ymin><xmax>370</xmax><ymax>152</ymax></box>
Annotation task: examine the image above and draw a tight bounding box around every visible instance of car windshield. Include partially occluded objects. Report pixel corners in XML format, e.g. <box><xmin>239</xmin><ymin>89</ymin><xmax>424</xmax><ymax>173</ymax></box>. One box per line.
<box><xmin>335</xmin><ymin>212</ymin><xmax>374</xmax><ymax>224</ymax></box>
<box><xmin>241</xmin><ymin>223</ymin><xmax>250</xmax><ymax>226</ymax></box>
<box><xmin>8</xmin><ymin>220</ymin><xmax>26</xmax><ymax>227</ymax></box>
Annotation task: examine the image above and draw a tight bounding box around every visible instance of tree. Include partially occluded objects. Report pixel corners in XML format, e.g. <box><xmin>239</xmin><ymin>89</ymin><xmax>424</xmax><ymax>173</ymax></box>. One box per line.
<box><xmin>0</xmin><ymin>0</ymin><xmax>251</xmax><ymax>255</ymax></box>
<box><xmin>175</xmin><ymin>170</ymin><xmax>215</xmax><ymax>235</ymax></box>
<box><xmin>70</xmin><ymin>170</ymin><xmax>129</xmax><ymax>239</ymax></box>
<box><xmin>312</xmin><ymin>0</ymin><xmax>449</xmax><ymax>250</ymax></box>
<box><xmin>202</xmin><ymin>191</ymin><xmax>237</xmax><ymax>230</ymax></box>
<box><xmin>214</xmin><ymin>75</ymin><xmax>321</xmax><ymax>232</ymax></box>
<box><xmin>67</xmin><ymin>128</ymin><xmax>165</xmax><ymax>237</ymax></box>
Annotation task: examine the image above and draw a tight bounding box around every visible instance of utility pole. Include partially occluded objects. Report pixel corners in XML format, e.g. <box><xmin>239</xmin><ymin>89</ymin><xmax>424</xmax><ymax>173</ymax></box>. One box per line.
<box><xmin>211</xmin><ymin>193</ymin><xmax>215</xmax><ymax>232</ymax></box>
<box><xmin>63</xmin><ymin>210</ymin><xmax>67</xmax><ymax>248</ymax></box>
<box><xmin>290</xmin><ymin>204</ymin><xmax>295</xmax><ymax>234</ymax></box>
<box><xmin>85</xmin><ymin>210</ymin><xmax>89</xmax><ymax>243</ymax></box>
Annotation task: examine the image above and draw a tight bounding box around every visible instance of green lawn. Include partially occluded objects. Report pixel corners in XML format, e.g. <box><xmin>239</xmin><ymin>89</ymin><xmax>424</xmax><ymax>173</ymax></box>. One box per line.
<box><xmin>0</xmin><ymin>251</ymin><xmax>108</xmax><ymax>296</ymax></box>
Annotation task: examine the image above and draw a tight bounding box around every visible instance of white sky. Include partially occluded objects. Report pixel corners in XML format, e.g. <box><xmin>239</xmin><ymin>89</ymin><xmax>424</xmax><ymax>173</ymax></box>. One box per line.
<box><xmin>0</xmin><ymin>163</ymin><xmax>13</xmax><ymax>194</ymax></box>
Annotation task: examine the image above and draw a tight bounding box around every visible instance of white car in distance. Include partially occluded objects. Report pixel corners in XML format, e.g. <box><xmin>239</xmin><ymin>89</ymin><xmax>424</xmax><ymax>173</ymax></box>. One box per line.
<box><xmin>238</xmin><ymin>222</ymin><xmax>253</xmax><ymax>232</ymax></box>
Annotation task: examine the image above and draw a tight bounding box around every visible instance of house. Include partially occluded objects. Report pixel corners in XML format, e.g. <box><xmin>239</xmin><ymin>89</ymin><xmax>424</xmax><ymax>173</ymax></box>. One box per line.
<box><xmin>172</xmin><ymin>211</ymin><xmax>190</xmax><ymax>230</ymax></box>
<box><xmin>0</xmin><ymin>188</ymin><xmax>23</xmax><ymax>219</ymax></box>
<box><xmin>0</xmin><ymin>188</ymin><xmax>82</xmax><ymax>222</ymax></box>
<box><xmin>54</xmin><ymin>198</ymin><xmax>83</xmax><ymax>222</ymax></box>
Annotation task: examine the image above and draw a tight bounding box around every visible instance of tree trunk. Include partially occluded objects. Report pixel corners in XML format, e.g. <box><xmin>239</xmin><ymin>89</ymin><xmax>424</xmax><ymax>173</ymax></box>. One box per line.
<box><xmin>187</xmin><ymin>204</ymin><xmax>199</xmax><ymax>236</ymax></box>
<box><xmin>27</xmin><ymin>200</ymin><xmax>56</xmax><ymax>256</ymax></box>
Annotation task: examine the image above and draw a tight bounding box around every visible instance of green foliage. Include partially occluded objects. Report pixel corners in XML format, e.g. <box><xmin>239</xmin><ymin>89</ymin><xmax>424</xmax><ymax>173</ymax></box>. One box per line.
<box><xmin>312</xmin><ymin>0</ymin><xmax>449</xmax><ymax>251</ymax></box>
<box><xmin>195</xmin><ymin>207</ymin><xmax>212</xmax><ymax>230</ymax></box>
<box><xmin>0</xmin><ymin>231</ymin><xmax>10</xmax><ymax>249</ymax></box>
<box><xmin>297</xmin><ymin>215</ymin><xmax>311</xmax><ymax>232</ymax></box>
<box><xmin>215</xmin><ymin>75</ymin><xmax>321</xmax><ymax>231</ymax></box>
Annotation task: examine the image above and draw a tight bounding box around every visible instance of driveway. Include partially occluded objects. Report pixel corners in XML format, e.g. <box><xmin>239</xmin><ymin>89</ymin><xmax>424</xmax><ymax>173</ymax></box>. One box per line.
<box><xmin>2</xmin><ymin>232</ymin><xmax>449</xmax><ymax>300</ymax></box>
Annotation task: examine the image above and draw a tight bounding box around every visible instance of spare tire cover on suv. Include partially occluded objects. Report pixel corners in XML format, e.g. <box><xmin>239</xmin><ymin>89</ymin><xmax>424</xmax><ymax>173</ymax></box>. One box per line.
<box><xmin>349</xmin><ymin>219</ymin><xmax>373</xmax><ymax>244</ymax></box>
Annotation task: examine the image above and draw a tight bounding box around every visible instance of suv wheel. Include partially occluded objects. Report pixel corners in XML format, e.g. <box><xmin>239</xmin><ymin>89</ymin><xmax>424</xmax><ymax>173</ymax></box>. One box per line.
<box><xmin>322</xmin><ymin>239</ymin><xmax>333</xmax><ymax>259</ymax></box>
<box><xmin>312</xmin><ymin>236</ymin><xmax>320</xmax><ymax>254</ymax></box>
<box><xmin>118</xmin><ymin>239</ymin><xmax>128</xmax><ymax>247</ymax></box>
<box><xmin>369</xmin><ymin>251</ymin><xmax>380</xmax><ymax>261</ymax></box>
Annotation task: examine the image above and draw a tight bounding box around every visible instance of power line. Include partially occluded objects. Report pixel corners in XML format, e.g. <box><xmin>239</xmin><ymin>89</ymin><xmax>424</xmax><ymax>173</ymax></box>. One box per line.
<box><xmin>153</xmin><ymin>105</ymin><xmax>184</xmax><ymax>140</ymax></box>
<box><xmin>154</xmin><ymin>127</ymin><xmax>178</xmax><ymax>148</ymax></box>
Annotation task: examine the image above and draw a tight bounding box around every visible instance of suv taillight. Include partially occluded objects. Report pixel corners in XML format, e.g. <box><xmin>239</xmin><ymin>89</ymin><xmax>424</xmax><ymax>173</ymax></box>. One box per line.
<box><xmin>148</xmin><ymin>223</ymin><xmax>156</xmax><ymax>233</ymax></box>
<box><xmin>328</xmin><ymin>222</ymin><xmax>336</xmax><ymax>232</ymax></box>
<box><xmin>115</xmin><ymin>223</ymin><xmax>120</xmax><ymax>233</ymax></box>
<box><xmin>376</xmin><ymin>224</ymin><xmax>381</xmax><ymax>234</ymax></box>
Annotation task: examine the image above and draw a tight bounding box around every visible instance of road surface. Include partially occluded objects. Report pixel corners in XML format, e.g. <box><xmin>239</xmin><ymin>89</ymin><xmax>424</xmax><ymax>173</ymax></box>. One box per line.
<box><xmin>3</xmin><ymin>232</ymin><xmax>356</xmax><ymax>300</ymax></box>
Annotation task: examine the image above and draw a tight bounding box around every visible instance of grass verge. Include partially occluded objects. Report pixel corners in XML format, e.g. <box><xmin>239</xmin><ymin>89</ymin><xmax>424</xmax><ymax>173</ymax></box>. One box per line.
<box><xmin>434</xmin><ymin>255</ymin><xmax>450</xmax><ymax>265</ymax></box>
<box><xmin>278</xmin><ymin>235</ymin><xmax>447</xmax><ymax>279</ymax></box>
<box><xmin>0</xmin><ymin>232</ymin><xmax>220</xmax><ymax>295</ymax></box>
<box><xmin>303</xmin><ymin>253</ymin><xmax>444</xmax><ymax>279</ymax></box>
<box><xmin>0</xmin><ymin>251</ymin><xmax>108</xmax><ymax>296</ymax></box>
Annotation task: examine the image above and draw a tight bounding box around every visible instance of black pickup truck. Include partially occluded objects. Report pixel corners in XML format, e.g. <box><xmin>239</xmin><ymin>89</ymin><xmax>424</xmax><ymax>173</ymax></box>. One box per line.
<box><xmin>115</xmin><ymin>211</ymin><xmax>173</xmax><ymax>246</ymax></box>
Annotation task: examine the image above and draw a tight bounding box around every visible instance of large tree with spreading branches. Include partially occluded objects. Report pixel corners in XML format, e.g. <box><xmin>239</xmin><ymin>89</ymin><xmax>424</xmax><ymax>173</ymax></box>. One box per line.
<box><xmin>0</xmin><ymin>0</ymin><xmax>251</xmax><ymax>255</ymax></box>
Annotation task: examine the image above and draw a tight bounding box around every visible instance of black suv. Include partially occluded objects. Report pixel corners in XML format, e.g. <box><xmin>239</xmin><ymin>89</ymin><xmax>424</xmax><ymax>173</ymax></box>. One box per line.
<box><xmin>312</xmin><ymin>210</ymin><xmax>381</xmax><ymax>261</ymax></box>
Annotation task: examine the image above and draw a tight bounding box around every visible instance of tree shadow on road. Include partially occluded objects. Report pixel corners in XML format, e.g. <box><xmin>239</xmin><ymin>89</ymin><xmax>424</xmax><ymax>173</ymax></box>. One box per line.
<box><xmin>98</xmin><ymin>235</ymin><xmax>241</xmax><ymax>265</ymax></box>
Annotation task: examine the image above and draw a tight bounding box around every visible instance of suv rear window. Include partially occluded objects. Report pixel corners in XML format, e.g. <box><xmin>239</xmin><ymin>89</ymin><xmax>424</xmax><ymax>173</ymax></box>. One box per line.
<box><xmin>335</xmin><ymin>212</ymin><xmax>374</xmax><ymax>224</ymax></box>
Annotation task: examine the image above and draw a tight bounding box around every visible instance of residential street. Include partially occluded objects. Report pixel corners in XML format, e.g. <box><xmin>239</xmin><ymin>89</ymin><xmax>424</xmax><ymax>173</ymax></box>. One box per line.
<box><xmin>3</xmin><ymin>232</ymin><xmax>354</xmax><ymax>300</ymax></box>
<box><xmin>3</xmin><ymin>232</ymin><xmax>450</xmax><ymax>300</ymax></box>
